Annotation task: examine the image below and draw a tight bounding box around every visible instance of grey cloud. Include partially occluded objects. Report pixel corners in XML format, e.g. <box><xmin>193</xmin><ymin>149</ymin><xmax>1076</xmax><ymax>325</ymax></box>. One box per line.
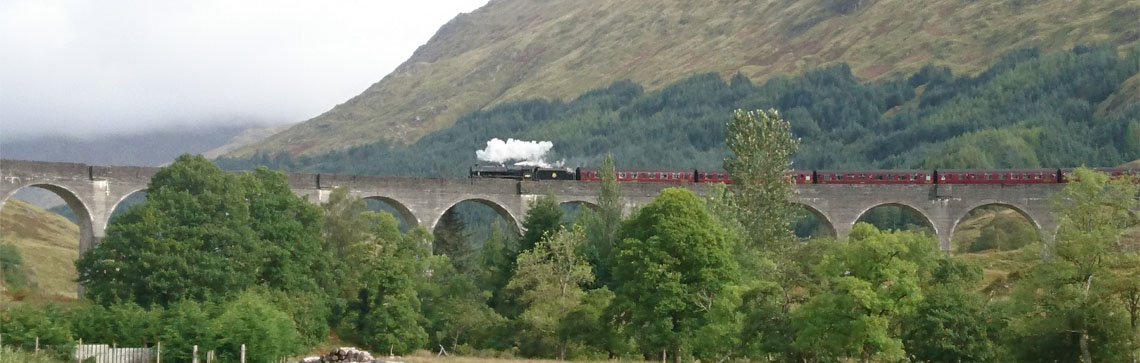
<box><xmin>0</xmin><ymin>0</ymin><xmax>489</xmax><ymax>139</ymax></box>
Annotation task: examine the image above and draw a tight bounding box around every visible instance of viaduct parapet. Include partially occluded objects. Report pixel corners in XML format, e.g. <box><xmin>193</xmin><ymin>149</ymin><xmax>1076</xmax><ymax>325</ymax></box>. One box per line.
<box><xmin>1</xmin><ymin>159</ymin><xmax>1062</xmax><ymax>258</ymax></box>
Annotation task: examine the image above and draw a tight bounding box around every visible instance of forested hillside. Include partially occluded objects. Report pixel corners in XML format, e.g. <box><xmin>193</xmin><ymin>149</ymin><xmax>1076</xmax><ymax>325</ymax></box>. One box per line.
<box><xmin>229</xmin><ymin>0</ymin><xmax>1138</xmax><ymax>157</ymax></box>
<box><xmin>218</xmin><ymin>44</ymin><xmax>1139</xmax><ymax>175</ymax></box>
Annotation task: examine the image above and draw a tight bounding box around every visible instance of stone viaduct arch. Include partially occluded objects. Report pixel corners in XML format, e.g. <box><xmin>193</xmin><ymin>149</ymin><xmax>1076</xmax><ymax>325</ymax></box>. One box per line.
<box><xmin>1</xmin><ymin>182</ymin><xmax>97</xmax><ymax>254</ymax></box>
<box><xmin>358</xmin><ymin>195</ymin><xmax>420</xmax><ymax>229</ymax></box>
<box><xmin>430</xmin><ymin>197</ymin><xmax>524</xmax><ymax>236</ymax></box>
<box><xmin>850</xmin><ymin>201</ymin><xmax>939</xmax><ymax>235</ymax></box>
<box><xmin>792</xmin><ymin>201</ymin><xmax>838</xmax><ymax>238</ymax></box>
<box><xmin>2</xmin><ymin>159</ymin><xmax>1087</xmax><ymax>296</ymax></box>
<box><xmin>104</xmin><ymin>188</ymin><xmax>148</xmax><ymax>232</ymax></box>
<box><xmin>948</xmin><ymin>201</ymin><xmax>1053</xmax><ymax>250</ymax></box>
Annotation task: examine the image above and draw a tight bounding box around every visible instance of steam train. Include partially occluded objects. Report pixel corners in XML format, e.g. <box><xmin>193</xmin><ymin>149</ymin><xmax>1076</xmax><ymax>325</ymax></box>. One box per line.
<box><xmin>470</xmin><ymin>165</ymin><xmax>1140</xmax><ymax>185</ymax></box>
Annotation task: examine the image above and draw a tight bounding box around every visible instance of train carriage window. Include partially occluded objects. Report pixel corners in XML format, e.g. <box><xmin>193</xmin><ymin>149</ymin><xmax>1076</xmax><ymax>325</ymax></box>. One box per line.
<box><xmin>984</xmin><ymin>173</ymin><xmax>992</xmax><ymax>180</ymax></box>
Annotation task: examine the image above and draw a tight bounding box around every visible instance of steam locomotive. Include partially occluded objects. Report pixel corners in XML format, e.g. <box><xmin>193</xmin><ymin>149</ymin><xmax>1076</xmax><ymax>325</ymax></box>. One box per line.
<box><xmin>470</xmin><ymin>165</ymin><xmax>1140</xmax><ymax>185</ymax></box>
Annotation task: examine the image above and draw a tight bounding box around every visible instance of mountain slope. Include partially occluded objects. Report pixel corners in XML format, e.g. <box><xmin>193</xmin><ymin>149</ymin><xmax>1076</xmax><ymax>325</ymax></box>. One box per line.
<box><xmin>230</xmin><ymin>0</ymin><xmax>1138</xmax><ymax>157</ymax></box>
<box><xmin>0</xmin><ymin>199</ymin><xmax>79</xmax><ymax>298</ymax></box>
<box><xmin>217</xmin><ymin>45</ymin><xmax>1138</xmax><ymax>176</ymax></box>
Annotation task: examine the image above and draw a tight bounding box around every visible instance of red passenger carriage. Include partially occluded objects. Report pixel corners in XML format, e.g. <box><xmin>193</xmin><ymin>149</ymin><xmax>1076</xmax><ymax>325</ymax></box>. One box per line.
<box><xmin>577</xmin><ymin>168</ymin><xmax>693</xmax><ymax>183</ymax></box>
<box><xmin>938</xmin><ymin>169</ymin><xmax>1059</xmax><ymax>184</ymax></box>
<box><xmin>815</xmin><ymin>170</ymin><xmax>932</xmax><ymax>184</ymax></box>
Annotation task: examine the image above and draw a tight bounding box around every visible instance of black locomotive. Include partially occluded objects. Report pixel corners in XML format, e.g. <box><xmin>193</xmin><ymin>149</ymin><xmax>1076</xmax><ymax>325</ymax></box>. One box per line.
<box><xmin>469</xmin><ymin>165</ymin><xmax>575</xmax><ymax>181</ymax></box>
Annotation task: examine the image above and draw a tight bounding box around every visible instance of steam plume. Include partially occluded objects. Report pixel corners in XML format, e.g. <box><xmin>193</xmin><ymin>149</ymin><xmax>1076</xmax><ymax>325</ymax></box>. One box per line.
<box><xmin>476</xmin><ymin>138</ymin><xmax>562</xmax><ymax>168</ymax></box>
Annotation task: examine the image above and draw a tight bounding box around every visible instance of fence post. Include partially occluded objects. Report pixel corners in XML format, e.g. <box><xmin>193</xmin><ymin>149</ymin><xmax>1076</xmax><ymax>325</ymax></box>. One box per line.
<box><xmin>241</xmin><ymin>344</ymin><xmax>246</xmax><ymax>363</ymax></box>
<box><xmin>34</xmin><ymin>336</ymin><xmax>39</xmax><ymax>354</ymax></box>
<box><xmin>193</xmin><ymin>345</ymin><xmax>198</xmax><ymax>363</ymax></box>
<box><xmin>76</xmin><ymin>338</ymin><xmax>82</xmax><ymax>363</ymax></box>
<box><xmin>156</xmin><ymin>341</ymin><xmax>161</xmax><ymax>363</ymax></box>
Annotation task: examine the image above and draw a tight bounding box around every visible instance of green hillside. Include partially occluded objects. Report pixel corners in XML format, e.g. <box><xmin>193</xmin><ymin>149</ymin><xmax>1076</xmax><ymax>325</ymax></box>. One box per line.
<box><xmin>218</xmin><ymin>44</ymin><xmax>1139</xmax><ymax>175</ymax></box>
<box><xmin>228</xmin><ymin>0</ymin><xmax>1139</xmax><ymax>157</ymax></box>
<box><xmin>0</xmin><ymin>199</ymin><xmax>79</xmax><ymax>299</ymax></box>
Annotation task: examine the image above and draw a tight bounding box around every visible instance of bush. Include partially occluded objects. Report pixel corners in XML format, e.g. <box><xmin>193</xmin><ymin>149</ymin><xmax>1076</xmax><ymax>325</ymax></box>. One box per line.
<box><xmin>0</xmin><ymin>243</ymin><xmax>32</xmax><ymax>291</ymax></box>
<box><xmin>210</xmin><ymin>291</ymin><xmax>303</xmax><ymax>362</ymax></box>
<box><xmin>158</xmin><ymin>300</ymin><xmax>215</xmax><ymax>363</ymax></box>
<box><xmin>0</xmin><ymin>302</ymin><xmax>74</xmax><ymax>360</ymax></box>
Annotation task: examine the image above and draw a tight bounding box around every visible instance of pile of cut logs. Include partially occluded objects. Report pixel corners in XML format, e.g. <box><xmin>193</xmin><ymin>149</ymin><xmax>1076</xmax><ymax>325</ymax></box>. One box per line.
<box><xmin>300</xmin><ymin>347</ymin><xmax>391</xmax><ymax>363</ymax></box>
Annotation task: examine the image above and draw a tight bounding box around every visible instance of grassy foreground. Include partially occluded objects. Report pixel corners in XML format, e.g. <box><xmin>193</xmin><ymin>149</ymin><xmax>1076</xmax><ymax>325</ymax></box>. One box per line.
<box><xmin>0</xmin><ymin>346</ymin><xmax>65</xmax><ymax>363</ymax></box>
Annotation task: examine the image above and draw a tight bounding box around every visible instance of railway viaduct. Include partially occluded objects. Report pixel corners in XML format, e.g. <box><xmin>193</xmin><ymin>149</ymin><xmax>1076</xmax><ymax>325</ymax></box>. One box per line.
<box><xmin>1</xmin><ymin>159</ymin><xmax>1062</xmax><ymax>256</ymax></box>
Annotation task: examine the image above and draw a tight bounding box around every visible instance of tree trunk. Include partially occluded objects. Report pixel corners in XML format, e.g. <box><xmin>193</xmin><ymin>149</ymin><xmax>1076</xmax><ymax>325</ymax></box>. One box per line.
<box><xmin>1080</xmin><ymin>329</ymin><xmax>1093</xmax><ymax>363</ymax></box>
<box><xmin>451</xmin><ymin>332</ymin><xmax>460</xmax><ymax>355</ymax></box>
<box><xmin>1079</xmin><ymin>273</ymin><xmax>1095</xmax><ymax>363</ymax></box>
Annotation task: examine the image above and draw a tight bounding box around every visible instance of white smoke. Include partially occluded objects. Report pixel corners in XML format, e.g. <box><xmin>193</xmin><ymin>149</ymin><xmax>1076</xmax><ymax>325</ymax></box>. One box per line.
<box><xmin>476</xmin><ymin>138</ymin><xmax>563</xmax><ymax>168</ymax></box>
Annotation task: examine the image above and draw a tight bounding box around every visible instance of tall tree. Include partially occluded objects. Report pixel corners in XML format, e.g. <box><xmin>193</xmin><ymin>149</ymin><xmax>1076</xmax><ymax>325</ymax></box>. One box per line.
<box><xmin>721</xmin><ymin>109</ymin><xmax>814</xmax><ymax>360</ymax></box>
<box><xmin>477</xmin><ymin>222</ymin><xmax>517</xmax><ymax>294</ymax></box>
<box><xmin>321</xmin><ymin>187</ymin><xmax>368</xmax><ymax>260</ymax></box>
<box><xmin>613</xmin><ymin>188</ymin><xmax>739</xmax><ymax>362</ymax></box>
<box><xmin>506</xmin><ymin>226</ymin><xmax>594</xmax><ymax>359</ymax></box>
<box><xmin>78</xmin><ymin>155</ymin><xmax>260</xmax><ymax>306</ymax></box>
<box><xmin>1004</xmin><ymin>167</ymin><xmax>1140</xmax><ymax>362</ymax></box>
<box><xmin>519</xmin><ymin>194</ymin><xmax>564</xmax><ymax>253</ymax></box>
<box><xmin>78</xmin><ymin>155</ymin><xmax>329</xmax><ymax>307</ymax></box>
<box><xmin>580</xmin><ymin>153</ymin><xmax>623</xmax><ymax>287</ymax></box>
<box><xmin>244</xmin><ymin>167</ymin><xmax>328</xmax><ymax>295</ymax></box>
<box><xmin>433</xmin><ymin>208</ymin><xmax>470</xmax><ymax>263</ymax></box>
<box><xmin>341</xmin><ymin>211</ymin><xmax>432</xmax><ymax>354</ymax></box>
<box><xmin>419</xmin><ymin>253</ymin><xmax>504</xmax><ymax>354</ymax></box>
<box><xmin>724</xmin><ymin>108</ymin><xmax>800</xmax><ymax>250</ymax></box>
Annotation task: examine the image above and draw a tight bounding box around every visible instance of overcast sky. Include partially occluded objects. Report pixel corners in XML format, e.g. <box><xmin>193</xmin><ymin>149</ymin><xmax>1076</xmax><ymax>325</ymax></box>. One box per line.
<box><xmin>0</xmin><ymin>0</ymin><xmax>490</xmax><ymax>140</ymax></box>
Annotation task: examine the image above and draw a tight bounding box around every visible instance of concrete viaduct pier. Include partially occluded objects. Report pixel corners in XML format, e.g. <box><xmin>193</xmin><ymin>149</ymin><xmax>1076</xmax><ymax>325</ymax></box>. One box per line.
<box><xmin>1</xmin><ymin>159</ymin><xmax>1062</xmax><ymax>255</ymax></box>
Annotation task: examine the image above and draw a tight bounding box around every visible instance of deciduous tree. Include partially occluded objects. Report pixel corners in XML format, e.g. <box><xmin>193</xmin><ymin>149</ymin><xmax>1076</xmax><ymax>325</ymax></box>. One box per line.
<box><xmin>724</xmin><ymin>108</ymin><xmax>799</xmax><ymax>250</ymax></box>
<box><xmin>506</xmin><ymin>226</ymin><xmax>594</xmax><ymax>359</ymax></box>
<box><xmin>792</xmin><ymin>223</ymin><xmax>925</xmax><ymax>363</ymax></box>
<box><xmin>1004</xmin><ymin>167</ymin><xmax>1140</xmax><ymax>362</ymax></box>
<box><xmin>579</xmin><ymin>154</ymin><xmax>623</xmax><ymax>287</ymax></box>
<box><xmin>613</xmin><ymin>188</ymin><xmax>739</xmax><ymax>362</ymax></box>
